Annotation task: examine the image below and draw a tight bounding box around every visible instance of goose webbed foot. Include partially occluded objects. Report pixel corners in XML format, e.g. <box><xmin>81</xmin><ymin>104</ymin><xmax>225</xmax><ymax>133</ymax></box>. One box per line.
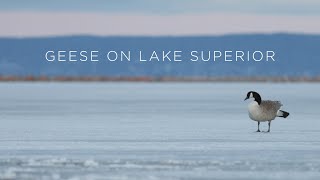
<box><xmin>267</xmin><ymin>121</ymin><xmax>271</xmax><ymax>132</ymax></box>
<box><xmin>256</xmin><ymin>122</ymin><xmax>261</xmax><ymax>132</ymax></box>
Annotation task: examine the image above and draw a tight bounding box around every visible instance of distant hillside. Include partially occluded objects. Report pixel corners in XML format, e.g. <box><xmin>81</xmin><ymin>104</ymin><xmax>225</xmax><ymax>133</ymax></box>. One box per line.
<box><xmin>0</xmin><ymin>34</ymin><xmax>319</xmax><ymax>77</ymax></box>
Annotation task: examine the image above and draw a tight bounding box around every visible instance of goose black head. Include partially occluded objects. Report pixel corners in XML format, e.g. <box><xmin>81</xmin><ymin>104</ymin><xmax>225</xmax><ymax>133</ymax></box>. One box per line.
<box><xmin>244</xmin><ymin>91</ymin><xmax>262</xmax><ymax>105</ymax></box>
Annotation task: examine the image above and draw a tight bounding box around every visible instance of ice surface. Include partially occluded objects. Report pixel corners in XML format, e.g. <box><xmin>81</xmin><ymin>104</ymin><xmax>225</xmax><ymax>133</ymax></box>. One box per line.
<box><xmin>0</xmin><ymin>82</ymin><xmax>319</xmax><ymax>179</ymax></box>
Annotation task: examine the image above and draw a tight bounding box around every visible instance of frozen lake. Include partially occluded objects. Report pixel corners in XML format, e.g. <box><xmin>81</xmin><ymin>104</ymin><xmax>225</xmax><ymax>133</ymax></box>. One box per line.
<box><xmin>0</xmin><ymin>82</ymin><xmax>319</xmax><ymax>179</ymax></box>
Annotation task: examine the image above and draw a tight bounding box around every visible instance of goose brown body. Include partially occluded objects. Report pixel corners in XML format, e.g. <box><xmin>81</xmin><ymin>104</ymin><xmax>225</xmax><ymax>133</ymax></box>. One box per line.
<box><xmin>248</xmin><ymin>100</ymin><xmax>282</xmax><ymax>122</ymax></box>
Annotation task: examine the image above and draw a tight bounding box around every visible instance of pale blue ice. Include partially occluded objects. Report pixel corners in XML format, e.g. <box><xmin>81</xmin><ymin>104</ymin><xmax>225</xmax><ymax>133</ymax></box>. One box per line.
<box><xmin>0</xmin><ymin>82</ymin><xmax>319</xmax><ymax>179</ymax></box>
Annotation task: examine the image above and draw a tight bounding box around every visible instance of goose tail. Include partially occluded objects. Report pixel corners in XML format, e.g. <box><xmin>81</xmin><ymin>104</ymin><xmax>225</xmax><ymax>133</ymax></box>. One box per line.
<box><xmin>277</xmin><ymin>110</ymin><xmax>290</xmax><ymax>118</ymax></box>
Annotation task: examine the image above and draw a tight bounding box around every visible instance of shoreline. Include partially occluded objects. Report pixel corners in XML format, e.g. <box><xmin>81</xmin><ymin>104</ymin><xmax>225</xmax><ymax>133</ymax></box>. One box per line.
<box><xmin>0</xmin><ymin>76</ymin><xmax>320</xmax><ymax>82</ymax></box>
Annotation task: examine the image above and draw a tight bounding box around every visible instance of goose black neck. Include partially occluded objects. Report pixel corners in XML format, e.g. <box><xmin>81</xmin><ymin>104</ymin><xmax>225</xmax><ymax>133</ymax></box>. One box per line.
<box><xmin>254</xmin><ymin>94</ymin><xmax>262</xmax><ymax>105</ymax></box>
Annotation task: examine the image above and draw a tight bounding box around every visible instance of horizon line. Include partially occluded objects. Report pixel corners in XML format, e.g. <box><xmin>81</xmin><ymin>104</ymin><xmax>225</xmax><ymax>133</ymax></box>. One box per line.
<box><xmin>0</xmin><ymin>32</ymin><xmax>320</xmax><ymax>39</ymax></box>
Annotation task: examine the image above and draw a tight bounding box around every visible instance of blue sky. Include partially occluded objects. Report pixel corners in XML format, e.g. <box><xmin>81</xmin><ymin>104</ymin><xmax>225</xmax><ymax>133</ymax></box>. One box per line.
<box><xmin>1</xmin><ymin>0</ymin><xmax>320</xmax><ymax>15</ymax></box>
<box><xmin>0</xmin><ymin>1</ymin><xmax>319</xmax><ymax>37</ymax></box>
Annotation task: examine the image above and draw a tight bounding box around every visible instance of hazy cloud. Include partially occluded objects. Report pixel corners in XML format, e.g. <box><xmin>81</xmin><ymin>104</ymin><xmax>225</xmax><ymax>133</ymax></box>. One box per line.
<box><xmin>1</xmin><ymin>12</ymin><xmax>320</xmax><ymax>37</ymax></box>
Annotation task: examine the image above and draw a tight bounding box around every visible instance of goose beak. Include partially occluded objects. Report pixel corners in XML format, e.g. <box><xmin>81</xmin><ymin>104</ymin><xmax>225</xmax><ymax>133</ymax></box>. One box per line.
<box><xmin>244</xmin><ymin>97</ymin><xmax>249</xmax><ymax>101</ymax></box>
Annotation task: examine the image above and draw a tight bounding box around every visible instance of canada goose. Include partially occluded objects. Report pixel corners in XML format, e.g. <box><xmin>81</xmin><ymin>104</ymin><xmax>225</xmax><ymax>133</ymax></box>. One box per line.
<box><xmin>244</xmin><ymin>91</ymin><xmax>289</xmax><ymax>132</ymax></box>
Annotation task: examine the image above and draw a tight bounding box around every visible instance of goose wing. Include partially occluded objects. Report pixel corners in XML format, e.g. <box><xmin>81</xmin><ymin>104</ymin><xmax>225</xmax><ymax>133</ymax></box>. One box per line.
<box><xmin>260</xmin><ymin>100</ymin><xmax>282</xmax><ymax>113</ymax></box>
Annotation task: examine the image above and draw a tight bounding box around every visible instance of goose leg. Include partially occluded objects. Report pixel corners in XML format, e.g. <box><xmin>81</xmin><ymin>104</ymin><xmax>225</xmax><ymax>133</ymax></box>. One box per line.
<box><xmin>267</xmin><ymin>121</ymin><xmax>271</xmax><ymax>132</ymax></box>
<box><xmin>256</xmin><ymin>122</ymin><xmax>260</xmax><ymax>132</ymax></box>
